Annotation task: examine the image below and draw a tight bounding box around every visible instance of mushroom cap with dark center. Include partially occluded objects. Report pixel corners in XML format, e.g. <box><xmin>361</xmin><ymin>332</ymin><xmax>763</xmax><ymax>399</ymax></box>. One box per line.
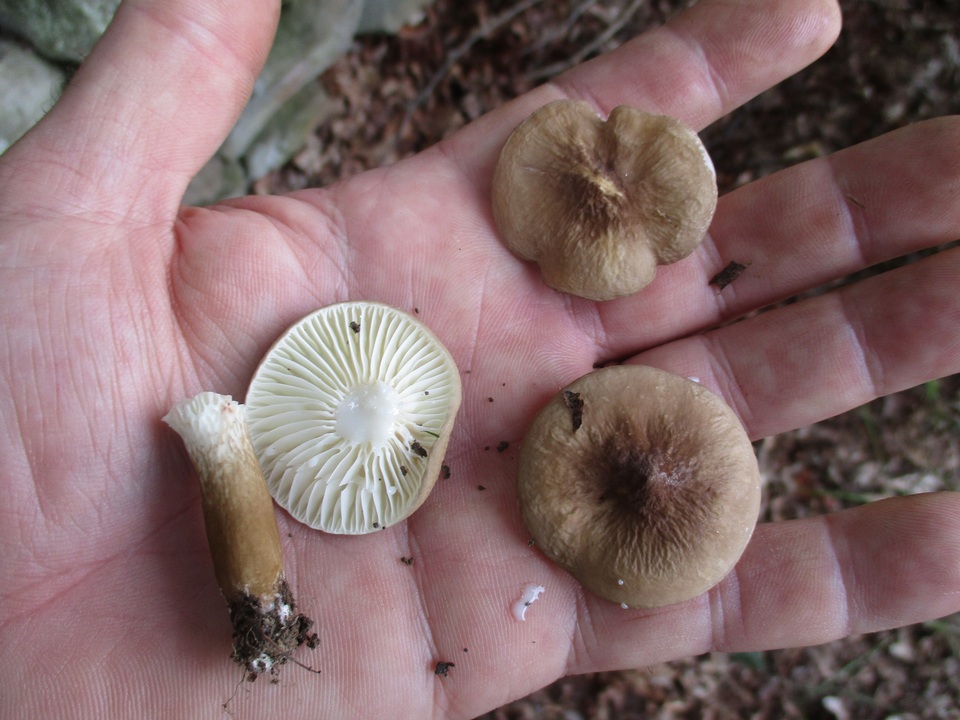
<box><xmin>492</xmin><ymin>100</ymin><xmax>718</xmax><ymax>301</ymax></box>
<box><xmin>245</xmin><ymin>302</ymin><xmax>461</xmax><ymax>534</ymax></box>
<box><xmin>518</xmin><ymin>365</ymin><xmax>760</xmax><ymax>608</ymax></box>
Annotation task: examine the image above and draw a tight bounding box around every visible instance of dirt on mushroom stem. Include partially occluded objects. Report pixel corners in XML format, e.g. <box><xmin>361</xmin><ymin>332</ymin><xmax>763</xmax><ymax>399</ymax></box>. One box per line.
<box><xmin>229</xmin><ymin>578</ymin><xmax>319</xmax><ymax>682</ymax></box>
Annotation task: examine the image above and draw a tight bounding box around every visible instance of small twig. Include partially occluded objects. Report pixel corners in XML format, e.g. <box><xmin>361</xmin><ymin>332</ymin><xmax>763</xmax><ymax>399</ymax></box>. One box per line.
<box><xmin>523</xmin><ymin>0</ymin><xmax>644</xmax><ymax>83</ymax></box>
<box><xmin>807</xmin><ymin>636</ymin><xmax>894</xmax><ymax>698</ymax></box>
<box><xmin>406</xmin><ymin>0</ymin><xmax>545</xmax><ymax>119</ymax></box>
<box><xmin>521</xmin><ymin>0</ymin><xmax>600</xmax><ymax>56</ymax></box>
<box><xmin>857</xmin><ymin>404</ymin><xmax>889</xmax><ymax>464</ymax></box>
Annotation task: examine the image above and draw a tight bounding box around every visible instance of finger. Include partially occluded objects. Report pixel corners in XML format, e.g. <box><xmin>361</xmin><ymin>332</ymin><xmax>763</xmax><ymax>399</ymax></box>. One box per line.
<box><xmin>595</xmin><ymin>116</ymin><xmax>960</xmax><ymax>359</ymax></box>
<box><xmin>627</xmin><ymin>245</ymin><xmax>960</xmax><ymax>439</ymax></box>
<box><xmin>2</xmin><ymin>0</ymin><xmax>279</xmax><ymax>220</ymax></box>
<box><xmin>554</xmin><ymin>0</ymin><xmax>842</xmax><ymax>129</ymax></box>
<box><xmin>437</xmin><ymin>0</ymin><xmax>840</xmax><ymax>180</ymax></box>
<box><xmin>565</xmin><ymin>492</ymin><xmax>960</xmax><ymax>674</ymax></box>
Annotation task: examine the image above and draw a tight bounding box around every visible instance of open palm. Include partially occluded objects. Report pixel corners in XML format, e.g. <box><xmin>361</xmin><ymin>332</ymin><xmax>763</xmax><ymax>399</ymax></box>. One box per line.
<box><xmin>2</xmin><ymin>0</ymin><xmax>959</xmax><ymax>718</ymax></box>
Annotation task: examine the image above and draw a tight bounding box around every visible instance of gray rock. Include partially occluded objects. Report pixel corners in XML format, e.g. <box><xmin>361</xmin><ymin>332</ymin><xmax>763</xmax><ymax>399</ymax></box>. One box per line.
<box><xmin>182</xmin><ymin>153</ymin><xmax>247</xmax><ymax>207</ymax></box>
<box><xmin>0</xmin><ymin>0</ymin><xmax>423</xmax><ymax>200</ymax></box>
<box><xmin>244</xmin><ymin>83</ymin><xmax>343</xmax><ymax>180</ymax></box>
<box><xmin>359</xmin><ymin>0</ymin><xmax>435</xmax><ymax>34</ymax></box>
<box><xmin>0</xmin><ymin>0</ymin><xmax>120</xmax><ymax>62</ymax></box>
<box><xmin>221</xmin><ymin>0</ymin><xmax>361</xmax><ymax>159</ymax></box>
<box><xmin>0</xmin><ymin>40</ymin><xmax>65</xmax><ymax>153</ymax></box>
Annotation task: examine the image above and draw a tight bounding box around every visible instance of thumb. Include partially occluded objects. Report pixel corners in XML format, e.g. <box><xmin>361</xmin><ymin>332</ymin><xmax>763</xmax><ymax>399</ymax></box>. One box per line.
<box><xmin>2</xmin><ymin>0</ymin><xmax>279</xmax><ymax>222</ymax></box>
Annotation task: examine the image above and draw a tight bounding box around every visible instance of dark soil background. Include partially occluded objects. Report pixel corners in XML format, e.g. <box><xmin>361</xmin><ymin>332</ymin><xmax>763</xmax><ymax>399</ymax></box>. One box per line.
<box><xmin>263</xmin><ymin>1</ymin><xmax>960</xmax><ymax>717</ymax></box>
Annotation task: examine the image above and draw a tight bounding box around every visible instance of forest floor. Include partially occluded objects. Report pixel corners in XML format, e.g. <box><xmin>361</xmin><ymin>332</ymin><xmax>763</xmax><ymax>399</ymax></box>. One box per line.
<box><xmin>263</xmin><ymin>1</ymin><xmax>960</xmax><ymax>717</ymax></box>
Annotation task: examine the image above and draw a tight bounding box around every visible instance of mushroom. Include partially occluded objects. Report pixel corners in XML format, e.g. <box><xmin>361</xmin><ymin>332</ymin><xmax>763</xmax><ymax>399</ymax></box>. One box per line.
<box><xmin>491</xmin><ymin>100</ymin><xmax>718</xmax><ymax>301</ymax></box>
<box><xmin>163</xmin><ymin>392</ymin><xmax>318</xmax><ymax>679</ymax></box>
<box><xmin>245</xmin><ymin>301</ymin><xmax>461</xmax><ymax>534</ymax></box>
<box><xmin>517</xmin><ymin>365</ymin><xmax>760</xmax><ymax>608</ymax></box>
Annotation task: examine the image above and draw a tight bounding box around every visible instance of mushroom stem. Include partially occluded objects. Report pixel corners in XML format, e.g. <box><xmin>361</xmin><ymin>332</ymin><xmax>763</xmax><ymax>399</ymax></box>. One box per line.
<box><xmin>163</xmin><ymin>392</ymin><xmax>318</xmax><ymax>680</ymax></box>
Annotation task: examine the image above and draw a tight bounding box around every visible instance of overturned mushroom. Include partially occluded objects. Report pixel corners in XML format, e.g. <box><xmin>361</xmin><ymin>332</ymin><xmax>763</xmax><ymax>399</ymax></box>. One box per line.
<box><xmin>163</xmin><ymin>393</ymin><xmax>318</xmax><ymax>680</ymax></box>
<box><xmin>518</xmin><ymin>366</ymin><xmax>760</xmax><ymax>608</ymax></box>
<box><xmin>492</xmin><ymin>100</ymin><xmax>717</xmax><ymax>300</ymax></box>
<box><xmin>245</xmin><ymin>302</ymin><xmax>461</xmax><ymax>534</ymax></box>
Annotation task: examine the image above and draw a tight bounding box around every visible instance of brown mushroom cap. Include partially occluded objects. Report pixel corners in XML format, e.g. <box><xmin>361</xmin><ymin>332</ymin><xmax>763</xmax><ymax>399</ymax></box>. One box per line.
<box><xmin>492</xmin><ymin>100</ymin><xmax>718</xmax><ymax>301</ymax></box>
<box><xmin>518</xmin><ymin>365</ymin><xmax>760</xmax><ymax>608</ymax></box>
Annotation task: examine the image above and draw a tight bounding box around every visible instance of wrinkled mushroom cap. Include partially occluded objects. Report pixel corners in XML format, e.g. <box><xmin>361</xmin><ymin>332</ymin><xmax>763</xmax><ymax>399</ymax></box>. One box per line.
<box><xmin>245</xmin><ymin>302</ymin><xmax>461</xmax><ymax>534</ymax></box>
<box><xmin>518</xmin><ymin>365</ymin><xmax>760</xmax><ymax>608</ymax></box>
<box><xmin>492</xmin><ymin>100</ymin><xmax>718</xmax><ymax>301</ymax></box>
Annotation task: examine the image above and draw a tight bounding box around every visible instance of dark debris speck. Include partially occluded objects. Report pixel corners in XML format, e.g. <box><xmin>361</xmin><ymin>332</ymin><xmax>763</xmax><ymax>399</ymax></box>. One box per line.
<box><xmin>709</xmin><ymin>261</ymin><xmax>749</xmax><ymax>290</ymax></box>
<box><xmin>411</xmin><ymin>440</ymin><xmax>428</xmax><ymax>458</ymax></box>
<box><xmin>561</xmin><ymin>390</ymin><xmax>583</xmax><ymax>432</ymax></box>
<box><xmin>435</xmin><ymin>661</ymin><xmax>455</xmax><ymax>677</ymax></box>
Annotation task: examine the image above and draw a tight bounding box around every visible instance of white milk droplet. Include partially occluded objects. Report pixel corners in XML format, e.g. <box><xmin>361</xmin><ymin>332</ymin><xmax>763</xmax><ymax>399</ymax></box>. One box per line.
<box><xmin>511</xmin><ymin>583</ymin><xmax>545</xmax><ymax>622</ymax></box>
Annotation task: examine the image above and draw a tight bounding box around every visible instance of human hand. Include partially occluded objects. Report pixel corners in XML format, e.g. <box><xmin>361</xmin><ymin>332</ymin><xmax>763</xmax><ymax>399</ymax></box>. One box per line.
<box><xmin>1</xmin><ymin>0</ymin><xmax>958</xmax><ymax>717</ymax></box>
